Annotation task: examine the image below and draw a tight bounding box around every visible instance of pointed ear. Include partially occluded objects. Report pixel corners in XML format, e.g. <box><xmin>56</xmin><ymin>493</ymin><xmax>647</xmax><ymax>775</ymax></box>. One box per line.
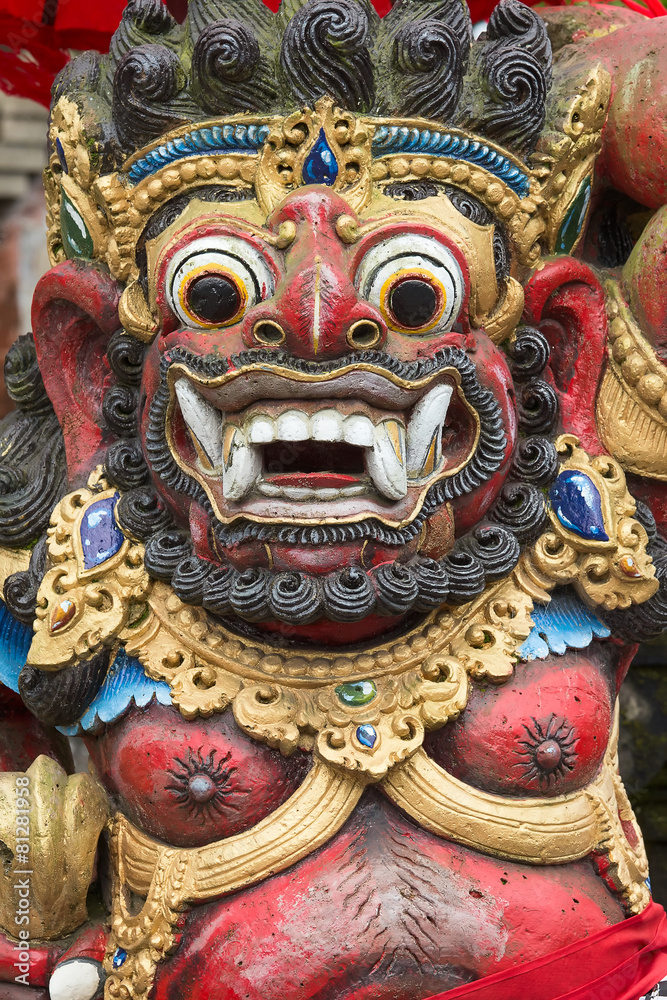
<box><xmin>523</xmin><ymin>258</ymin><xmax>608</xmax><ymax>454</ymax></box>
<box><xmin>31</xmin><ymin>261</ymin><xmax>122</xmax><ymax>482</ymax></box>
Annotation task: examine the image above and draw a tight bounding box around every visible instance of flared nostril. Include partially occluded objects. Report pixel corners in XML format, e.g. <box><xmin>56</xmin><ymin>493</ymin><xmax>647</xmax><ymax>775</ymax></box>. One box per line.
<box><xmin>347</xmin><ymin>320</ymin><xmax>383</xmax><ymax>351</ymax></box>
<box><xmin>253</xmin><ymin>321</ymin><xmax>286</xmax><ymax>346</ymax></box>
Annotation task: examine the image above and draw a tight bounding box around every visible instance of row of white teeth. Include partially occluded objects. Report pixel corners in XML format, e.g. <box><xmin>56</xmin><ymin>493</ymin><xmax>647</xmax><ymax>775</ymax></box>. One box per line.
<box><xmin>175</xmin><ymin>381</ymin><xmax>454</xmax><ymax>503</ymax></box>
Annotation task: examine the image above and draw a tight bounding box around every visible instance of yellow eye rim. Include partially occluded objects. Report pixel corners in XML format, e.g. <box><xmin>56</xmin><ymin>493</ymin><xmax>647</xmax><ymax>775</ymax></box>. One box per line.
<box><xmin>379</xmin><ymin>267</ymin><xmax>447</xmax><ymax>335</ymax></box>
<box><xmin>177</xmin><ymin>263</ymin><xmax>249</xmax><ymax>329</ymax></box>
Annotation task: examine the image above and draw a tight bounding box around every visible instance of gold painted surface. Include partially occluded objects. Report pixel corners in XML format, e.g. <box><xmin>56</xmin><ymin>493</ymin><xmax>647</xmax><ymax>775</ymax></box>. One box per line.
<box><xmin>27</xmin><ymin>469</ymin><xmax>151</xmax><ymax>672</ymax></box>
<box><xmin>26</xmin><ymin>468</ymin><xmax>536</xmax><ymax>781</ymax></box>
<box><xmin>104</xmin><ymin>759</ymin><xmax>363</xmax><ymax>999</ymax></box>
<box><xmin>255</xmin><ymin>98</ymin><xmax>374</xmax><ymax>215</ymax></box>
<box><xmin>534</xmin><ymin>63</ymin><xmax>611</xmax><ymax>255</ymax></box>
<box><xmin>0</xmin><ymin>755</ymin><xmax>109</xmax><ymax>940</ymax></box>
<box><xmin>45</xmin><ymin>96</ymin><xmax>559</xmax><ymax>307</ymax></box>
<box><xmin>0</xmin><ymin>546</ymin><xmax>30</xmax><ymax>593</ymax></box>
<box><xmin>597</xmin><ymin>282</ymin><xmax>667</xmax><ymax>479</ymax></box>
<box><xmin>384</xmin><ymin>745</ymin><xmax>610</xmax><ymax>863</ymax></box>
<box><xmin>27</xmin><ymin>434</ymin><xmax>659</xmax><ymax>781</ymax></box>
<box><xmin>524</xmin><ymin>435</ymin><xmax>658</xmax><ymax>610</ymax></box>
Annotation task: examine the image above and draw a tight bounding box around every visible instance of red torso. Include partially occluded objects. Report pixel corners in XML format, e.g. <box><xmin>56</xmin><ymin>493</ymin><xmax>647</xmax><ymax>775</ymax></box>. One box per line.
<box><xmin>84</xmin><ymin>641</ymin><xmax>629</xmax><ymax>999</ymax></box>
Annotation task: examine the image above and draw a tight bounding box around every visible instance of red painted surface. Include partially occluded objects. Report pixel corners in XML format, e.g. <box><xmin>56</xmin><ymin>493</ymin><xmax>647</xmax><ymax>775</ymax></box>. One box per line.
<box><xmin>56</xmin><ymin>923</ymin><xmax>108</xmax><ymax>966</ymax></box>
<box><xmin>150</xmin><ymin>791</ymin><xmax>623</xmax><ymax>1000</ymax></box>
<box><xmin>85</xmin><ymin>704</ymin><xmax>311</xmax><ymax>848</ymax></box>
<box><xmin>0</xmin><ymin>932</ymin><xmax>61</xmax><ymax>989</ymax></box>
<box><xmin>426</xmin><ymin>648</ymin><xmax>617</xmax><ymax>797</ymax></box>
<box><xmin>523</xmin><ymin>259</ymin><xmax>608</xmax><ymax>456</ymax></box>
<box><xmin>0</xmin><ymin>686</ymin><xmax>72</xmax><ymax>774</ymax></box>
<box><xmin>31</xmin><ymin>262</ymin><xmax>122</xmax><ymax>483</ymax></box>
<box><xmin>421</xmin><ymin>901</ymin><xmax>667</xmax><ymax>1000</ymax></box>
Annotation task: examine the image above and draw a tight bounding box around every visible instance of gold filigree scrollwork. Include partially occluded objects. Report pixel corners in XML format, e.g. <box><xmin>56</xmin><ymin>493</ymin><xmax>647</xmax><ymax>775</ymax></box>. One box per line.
<box><xmin>254</xmin><ymin>97</ymin><xmax>374</xmax><ymax>216</ymax></box>
<box><xmin>586</xmin><ymin>706</ymin><xmax>650</xmax><ymax>915</ymax></box>
<box><xmin>533</xmin><ymin>61</ymin><xmax>611</xmax><ymax>255</ymax></box>
<box><xmin>45</xmin><ymin>98</ymin><xmax>556</xmax><ymax>305</ymax></box>
<box><xmin>23</xmin><ymin>436</ymin><xmax>658</xmax><ymax>779</ymax></box>
<box><xmin>597</xmin><ymin>281</ymin><xmax>667</xmax><ymax>480</ymax></box>
<box><xmin>525</xmin><ymin>435</ymin><xmax>658</xmax><ymax>610</ymax></box>
<box><xmin>126</xmin><ymin>567</ymin><xmax>535</xmax><ymax>781</ymax></box>
<box><xmin>27</xmin><ymin>469</ymin><xmax>151</xmax><ymax>672</ymax></box>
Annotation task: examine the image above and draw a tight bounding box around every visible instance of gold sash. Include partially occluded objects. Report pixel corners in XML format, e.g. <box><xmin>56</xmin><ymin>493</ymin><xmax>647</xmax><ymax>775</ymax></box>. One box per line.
<box><xmin>104</xmin><ymin>710</ymin><xmax>648</xmax><ymax>999</ymax></box>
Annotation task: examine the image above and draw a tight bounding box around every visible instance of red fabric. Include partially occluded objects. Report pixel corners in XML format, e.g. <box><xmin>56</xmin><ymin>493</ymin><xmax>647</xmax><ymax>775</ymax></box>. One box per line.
<box><xmin>423</xmin><ymin>901</ymin><xmax>667</xmax><ymax>1000</ymax></box>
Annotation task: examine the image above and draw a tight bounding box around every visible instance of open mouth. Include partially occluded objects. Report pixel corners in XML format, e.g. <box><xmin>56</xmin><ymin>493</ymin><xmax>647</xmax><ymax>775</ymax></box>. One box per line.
<box><xmin>167</xmin><ymin>362</ymin><xmax>479</xmax><ymax>527</ymax></box>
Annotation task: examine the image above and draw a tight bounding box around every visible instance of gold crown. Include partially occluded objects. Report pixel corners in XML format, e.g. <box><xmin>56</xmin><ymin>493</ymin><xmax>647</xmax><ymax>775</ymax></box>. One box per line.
<box><xmin>46</xmin><ymin>67</ymin><xmax>610</xmax><ymax>344</ymax></box>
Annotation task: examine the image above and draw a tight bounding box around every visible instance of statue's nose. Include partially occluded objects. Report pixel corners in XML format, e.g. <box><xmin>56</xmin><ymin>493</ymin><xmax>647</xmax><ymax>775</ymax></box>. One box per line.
<box><xmin>246</xmin><ymin>188</ymin><xmax>387</xmax><ymax>358</ymax></box>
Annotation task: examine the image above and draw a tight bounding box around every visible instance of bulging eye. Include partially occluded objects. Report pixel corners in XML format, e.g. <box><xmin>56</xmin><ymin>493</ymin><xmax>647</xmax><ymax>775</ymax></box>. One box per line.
<box><xmin>356</xmin><ymin>235</ymin><xmax>465</xmax><ymax>335</ymax></box>
<box><xmin>165</xmin><ymin>236</ymin><xmax>275</xmax><ymax>329</ymax></box>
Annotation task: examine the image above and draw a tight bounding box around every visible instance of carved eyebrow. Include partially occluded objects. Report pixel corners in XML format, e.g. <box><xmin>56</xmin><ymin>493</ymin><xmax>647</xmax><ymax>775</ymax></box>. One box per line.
<box><xmin>135</xmin><ymin>185</ymin><xmax>254</xmax><ymax>293</ymax></box>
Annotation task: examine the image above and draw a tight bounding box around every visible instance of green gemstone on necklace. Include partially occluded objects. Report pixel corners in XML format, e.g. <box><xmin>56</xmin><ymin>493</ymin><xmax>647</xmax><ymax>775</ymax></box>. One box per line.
<box><xmin>335</xmin><ymin>680</ymin><xmax>377</xmax><ymax>706</ymax></box>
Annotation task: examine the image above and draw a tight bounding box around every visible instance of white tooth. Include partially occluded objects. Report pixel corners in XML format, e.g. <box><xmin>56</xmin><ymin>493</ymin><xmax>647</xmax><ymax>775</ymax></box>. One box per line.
<box><xmin>343</xmin><ymin>414</ymin><xmax>375</xmax><ymax>448</ymax></box>
<box><xmin>342</xmin><ymin>485</ymin><xmax>367</xmax><ymax>497</ymax></box>
<box><xmin>175</xmin><ymin>380</ymin><xmax>223</xmax><ymax>469</ymax></box>
<box><xmin>366</xmin><ymin>420</ymin><xmax>407</xmax><ymax>501</ymax></box>
<box><xmin>406</xmin><ymin>384</ymin><xmax>453</xmax><ymax>479</ymax></box>
<box><xmin>276</xmin><ymin>410</ymin><xmax>310</xmax><ymax>442</ymax></box>
<box><xmin>281</xmin><ymin>486</ymin><xmax>314</xmax><ymax>500</ymax></box>
<box><xmin>222</xmin><ymin>425</ymin><xmax>261</xmax><ymax>501</ymax></box>
<box><xmin>311</xmin><ymin>409</ymin><xmax>343</xmax><ymax>442</ymax></box>
<box><xmin>258</xmin><ymin>482</ymin><xmax>282</xmax><ymax>497</ymax></box>
<box><xmin>247</xmin><ymin>416</ymin><xmax>275</xmax><ymax>444</ymax></box>
<box><xmin>314</xmin><ymin>488</ymin><xmax>341</xmax><ymax>500</ymax></box>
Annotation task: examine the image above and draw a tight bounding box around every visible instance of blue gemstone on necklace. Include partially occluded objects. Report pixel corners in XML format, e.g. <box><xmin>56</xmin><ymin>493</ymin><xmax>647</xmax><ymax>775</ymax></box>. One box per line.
<box><xmin>550</xmin><ymin>471</ymin><xmax>609</xmax><ymax>542</ymax></box>
<box><xmin>356</xmin><ymin>724</ymin><xmax>377</xmax><ymax>749</ymax></box>
<box><xmin>112</xmin><ymin>948</ymin><xmax>127</xmax><ymax>969</ymax></box>
<box><xmin>80</xmin><ymin>495</ymin><xmax>124</xmax><ymax>570</ymax></box>
<box><xmin>302</xmin><ymin>129</ymin><xmax>338</xmax><ymax>186</ymax></box>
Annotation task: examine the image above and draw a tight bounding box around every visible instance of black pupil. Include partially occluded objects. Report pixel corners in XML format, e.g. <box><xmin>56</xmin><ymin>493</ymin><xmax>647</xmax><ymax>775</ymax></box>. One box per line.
<box><xmin>390</xmin><ymin>278</ymin><xmax>438</xmax><ymax>328</ymax></box>
<box><xmin>187</xmin><ymin>274</ymin><xmax>241</xmax><ymax>325</ymax></box>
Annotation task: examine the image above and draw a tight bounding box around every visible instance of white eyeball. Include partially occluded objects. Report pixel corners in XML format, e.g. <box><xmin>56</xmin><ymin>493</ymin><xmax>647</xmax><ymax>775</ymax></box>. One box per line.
<box><xmin>356</xmin><ymin>234</ymin><xmax>465</xmax><ymax>335</ymax></box>
<box><xmin>165</xmin><ymin>236</ymin><xmax>275</xmax><ymax>330</ymax></box>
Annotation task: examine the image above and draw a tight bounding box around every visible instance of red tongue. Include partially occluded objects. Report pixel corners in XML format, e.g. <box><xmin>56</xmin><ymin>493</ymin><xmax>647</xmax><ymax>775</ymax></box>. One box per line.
<box><xmin>266</xmin><ymin>473</ymin><xmax>362</xmax><ymax>490</ymax></box>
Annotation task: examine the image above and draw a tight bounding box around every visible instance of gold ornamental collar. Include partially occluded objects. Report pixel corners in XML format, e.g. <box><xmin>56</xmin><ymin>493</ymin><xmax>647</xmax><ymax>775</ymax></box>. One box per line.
<box><xmin>23</xmin><ymin>436</ymin><xmax>657</xmax><ymax>782</ymax></box>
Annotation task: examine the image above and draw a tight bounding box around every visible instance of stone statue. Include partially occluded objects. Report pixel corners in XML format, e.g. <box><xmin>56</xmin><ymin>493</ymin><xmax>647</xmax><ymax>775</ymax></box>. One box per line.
<box><xmin>0</xmin><ymin>0</ymin><xmax>667</xmax><ymax>997</ymax></box>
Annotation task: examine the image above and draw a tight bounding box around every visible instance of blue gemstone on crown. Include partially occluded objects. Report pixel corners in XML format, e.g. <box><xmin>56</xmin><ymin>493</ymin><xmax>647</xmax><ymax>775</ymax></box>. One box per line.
<box><xmin>303</xmin><ymin>130</ymin><xmax>338</xmax><ymax>186</ymax></box>
<box><xmin>550</xmin><ymin>471</ymin><xmax>609</xmax><ymax>542</ymax></box>
<box><xmin>80</xmin><ymin>495</ymin><xmax>124</xmax><ymax>571</ymax></box>
<box><xmin>55</xmin><ymin>137</ymin><xmax>68</xmax><ymax>174</ymax></box>
<box><xmin>112</xmin><ymin>948</ymin><xmax>127</xmax><ymax>969</ymax></box>
<box><xmin>356</xmin><ymin>724</ymin><xmax>377</xmax><ymax>749</ymax></box>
